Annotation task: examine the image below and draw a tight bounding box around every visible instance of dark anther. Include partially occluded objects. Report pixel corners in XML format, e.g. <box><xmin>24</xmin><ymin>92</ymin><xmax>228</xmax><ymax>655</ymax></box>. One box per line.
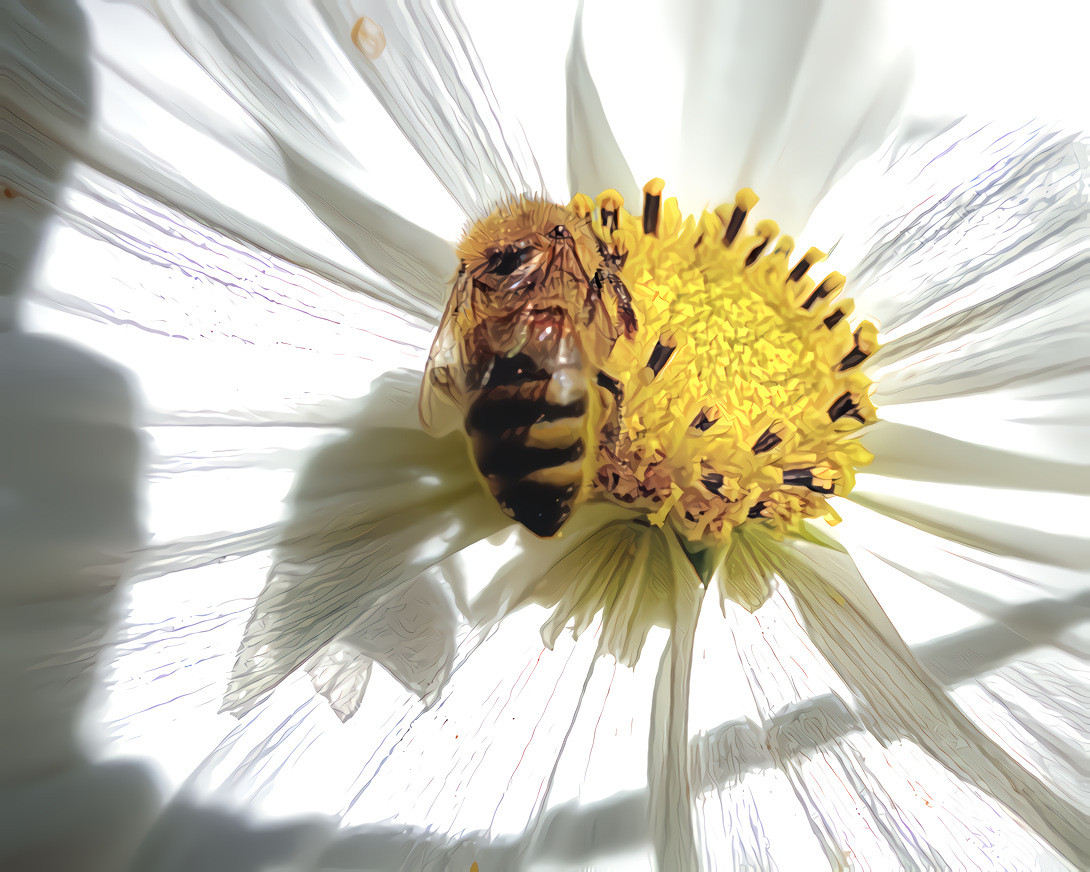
<box><xmin>690</xmin><ymin>409</ymin><xmax>717</xmax><ymax>432</ymax></box>
<box><xmin>646</xmin><ymin>339</ymin><xmax>676</xmax><ymax>376</ymax></box>
<box><xmin>823</xmin><ymin>308</ymin><xmax>846</xmax><ymax>330</ymax></box>
<box><xmin>828</xmin><ymin>392</ymin><xmax>865</xmax><ymax>423</ymax></box>
<box><xmin>723</xmin><ymin>206</ymin><xmax>746</xmax><ymax>246</ymax></box>
<box><xmin>747</xmin><ymin>502</ymin><xmax>767</xmax><ymax>519</ymax></box>
<box><xmin>745</xmin><ymin>239</ymin><xmax>769</xmax><ymax>268</ymax></box>
<box><xmin>802</xmin><ymin>276</ymin><xmax>838</xmax><ymax>310</ymax></box>
<box><xmin>837</xmin><ymin>330</ymin><xmax>869</xmax><ymax>371</ymax></box>
<box><xmin>601</xmin><ymin>207</ymin><xmax>618</xmax><ymax>233</ymax></box>
<box><xmin>643</xmin><ymin>193</ymin><xmax>661</xmax><ymax>236</ymax></box>
<box><xmin>596</xmin><ymin>371</ymin><xmax>623</xmax><ymax>399</ymax></box>
<box><xmin>752</xmin><ymin>427</ymin><xmax>782</xmax><ymax>454</ymax></box>
<box><xmin>788</xmin><ymin>257</ymin><xmax>813</xmax><ymax>283</ymax></box>
<box><xmin>701</xmin><ymin>472</ymin><xmax>725</xmax><ymax>494</ymax></box>
<box><xmin>782</xmin><ymin>468</ymin><xmax>834</xmax><ymax>494</ymax></box>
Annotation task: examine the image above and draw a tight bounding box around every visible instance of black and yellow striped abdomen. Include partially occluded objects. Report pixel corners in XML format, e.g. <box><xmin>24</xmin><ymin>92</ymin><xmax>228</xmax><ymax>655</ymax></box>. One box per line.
<box><xmin>465</xmin><ymin>352</ymin><xmax>590</xmax><ymax>537</ymax></box>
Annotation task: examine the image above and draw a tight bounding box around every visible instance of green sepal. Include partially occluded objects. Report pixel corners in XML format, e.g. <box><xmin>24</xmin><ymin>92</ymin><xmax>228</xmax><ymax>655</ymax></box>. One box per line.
<box><xmin>676</xmin><ymin>533</ymin><xmax>728</xmax><ymax>586</ymax></box>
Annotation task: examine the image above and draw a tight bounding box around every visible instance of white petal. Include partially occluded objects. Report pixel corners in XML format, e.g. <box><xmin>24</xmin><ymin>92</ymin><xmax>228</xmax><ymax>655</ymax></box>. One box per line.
<box><xmin>862</xmin><ymin>420</ymin><xmax>1090</xmax><ymax>495</ymax></box>
<box><xmin>581</xmin><ymin>0</ymin><xmax>910</xmax><ymax>229</ymax></box>
<box><xmin>953</xmin><ymin>652</ymin><xmax>1090</xmax><ymax>819</ymax></box>
<box><xmin>454</xmin><ymin>0</ymin><xmax>579</xmax><ymax>202</ymax></box>
<box><xmin>223</xmin><ymin>370</ymin><xmax>507</xmax><ymax>716</ymax></box>
<box><xmin>804</xmin><ymin>500</ymin><xmax>1089</xmax><ymax>827</ymax></box>
<box><xmin>0</xmin><ymin>329</ymin><xmax>160</xmax><ymax>866</ymax></box>
<box><xmin>829</xmin><ymin>499</ymin><xmax>1090</xmax><ymax>671</ymax></box>
<box><xmin>848</xmin><ymin>473</ymin><xmax>1090</xmax><ymax>571</ymax></box>
<box><xmin>689</xmin><ymin>567</ymin><xmax>1074</xmax><ymax>870</ymax></box>
<box><xmin>140</xmin><ymin>609</ymin><xmax>666</xmax><ymax>870</ymax></box>
<box><xmin>138</xmin><ymin>0</ymin><xmax>466</xmax><ymax>315</ymax></box>
<box><xmin>306</xmin><ymin>642</ymin><xmax>374</xmax><ymax>724</ymax></box>
<box><xmin>5</xmin><ymin>1</ymin><xmax>455</xmax><ymax>323</ymax></box>
<box><xmin>716</xmin><ymin>529</ymin><xmax>775</xmax><ymax>613</ymax></box>
<box><xmin>564</xmin><ymin>1</ymin><xmax>639</xmax><ymax>204</ymax></box>
<box><xmin>878</xmin><ymin>371</ymin><xmax>1090</xmax><ymax>465</ymax></box>
<box><xmin>334</xmin><ymin>566</ymin><xmax>461</xmax><ymax>709</ymax></box>
<box><xmin>474</xmin><ymin>507</ymin><xmax>703</xmax><ymax>668</ymax></box>
<box><xmin>647</xmin><ymin>585</ymin><xmax>702</xmax><ymax>872</ymax></box>
<box><xmin>850</xmin><ymin>122</ymin><xmax>1088</xmax><ymax>356</ymax></box>
<box><xmin>766</xmin><ymin>536</ymin><xmax>1090</xmax><ymax>868</ymax></box>
<box><xmin>318</xmin><ymin>0</ymin><xmax>543</xmax><ymax>216</ymax></box>
<box><xmin>873</xmin><ymin>274</ymin><xmax>1090</xmax><ymax>406</ymax></box>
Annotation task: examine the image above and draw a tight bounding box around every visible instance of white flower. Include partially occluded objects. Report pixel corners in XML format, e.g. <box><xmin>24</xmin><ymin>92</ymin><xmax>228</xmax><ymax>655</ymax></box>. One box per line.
<box><xmin>3</xmin><ymin>1</ymin><xmax>1089</xmax><ymax>871</ymax></box>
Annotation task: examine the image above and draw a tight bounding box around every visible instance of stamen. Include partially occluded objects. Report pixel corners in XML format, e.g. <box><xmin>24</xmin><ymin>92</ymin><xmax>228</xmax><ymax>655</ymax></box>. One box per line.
<box><xmin>782</xmin><ymin>468</ymin><xmax>835</xmax><ymax>495</ymax></box>
<box><xmin>828</xmin><ymin>392</ymin><xmax>865</xmax><ymax>423</ymax></box>
<box><xmin>802</xmin><ymin>272</ymin><xmax>845</xmax><ymax>310</ymax></box>
<box><xmin>642</xmin><ymin>335</ymin><xmax>676</xmax><ymax>381</ymax></box>
<box><xmin>744</xmin><ymin>220</ymin><xmax>779</xmax><ymax>267</ymax></box>
<box><xmin>751</xmin><ymin>426</ymin><xmax>782</xmax><ymax>454</ymax></box>
<box><xmin>771</xmin><ymin>235</ymin><xmax>795</xmax><ymax>261</ymax></box>
<box><xmin>642</xmin><ymin>178</ymin><xmax>665</xmax><ymax>236</ymax></box>
<box><xmin>596</xmin><ymin>370</ymin><xmax>622</xmax><ymax>399</ymax></box>
<box><xmin>787</xmin><ymin>247</ymin><xmax>826</xmax><ymax>283</ymax></box>
<box><xmin>823</xmin><ymin>308</ymin><xmax>846</xmax><ymax>330</ymax></box>
<box><xmin>701</xmin><ymin>471</ymin><xmax>725</xmax><ymax>494</ymax></box>
<box><xmin>690</xmin><ymin>408</ymin><xmax>719</xmax><ymax>432</ymax></box>
<box><xmin>837</xmin><ymin>323</ymin><xmax>878</xmax><ymax>371</ymax></box>
<box><xmin>450</xmin><ymin>185</ymin><xmax>877</xmax><ymax>542</ymax></box>
<box><xmin>352</xmin><ymin>16</ymin><xmax>386</xmax><ymax>60</ymax></box>
<box><xmin>718</xmin><ymin>188</ymin><xmax>759</xmax><ymax>246</ymax></box>
<box><xmin>598</xmin><ymin>189</ymin><xmax>623</xmax><ymax>234</ymax></box>
<box><xmin>568</xmin><ymin>192</ymin><xmax>594</xmax><ymax>218</ymax></box>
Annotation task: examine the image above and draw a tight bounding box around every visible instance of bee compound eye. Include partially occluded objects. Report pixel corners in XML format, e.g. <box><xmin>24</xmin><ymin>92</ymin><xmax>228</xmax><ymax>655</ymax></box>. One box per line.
<box><xmin>548</xmin><ymin>224</ymin><xmax>571</xmax><ymax>240</ymax></box>
<box><xmin>485</xmin><ymin>246</ymin><xmax>534</xmax><ymax>277</ymax></box>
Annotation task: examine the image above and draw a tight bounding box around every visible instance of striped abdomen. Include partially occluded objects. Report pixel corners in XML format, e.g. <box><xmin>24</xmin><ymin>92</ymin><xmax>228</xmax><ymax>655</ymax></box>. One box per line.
<box><xmin>465</xmin><ymin>352</ymin><xmax>589</xmax><ymax>537</ymax></box>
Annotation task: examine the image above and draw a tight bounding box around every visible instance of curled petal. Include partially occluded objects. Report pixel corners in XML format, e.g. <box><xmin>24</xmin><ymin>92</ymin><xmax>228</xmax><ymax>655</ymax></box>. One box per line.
<box><xmin>224</xmin><ymin>371</ymin><xmax>507</xmax><ymax>716</ymax></box>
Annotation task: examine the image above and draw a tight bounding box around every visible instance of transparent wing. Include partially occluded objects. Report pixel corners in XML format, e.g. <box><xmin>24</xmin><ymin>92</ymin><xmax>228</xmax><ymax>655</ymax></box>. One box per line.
<box><xmin>420</xmin><ymin>270</ymin><xmax>472</xmax><ymax>435</ymax></box>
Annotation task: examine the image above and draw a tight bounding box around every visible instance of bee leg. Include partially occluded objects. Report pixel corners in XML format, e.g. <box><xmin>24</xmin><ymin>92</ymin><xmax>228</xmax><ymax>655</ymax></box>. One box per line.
<box><xmin>605</xmin><ymin>272</ymin><xmax>638</xmax><ymax>335</ymax></box>
<box><xmin>596</xmin><ymin>370</ymin><xmax>624</xmax><ymax>445</ymax></box>
<box><xmin>583</xmin><ymin>271</ymin><xmax>604</xmax><ymax>328</ymax></box>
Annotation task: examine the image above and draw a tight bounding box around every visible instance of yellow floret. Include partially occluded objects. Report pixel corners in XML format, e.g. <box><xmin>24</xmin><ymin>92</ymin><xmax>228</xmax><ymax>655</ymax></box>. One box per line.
<box><xmin>588</xmin><ymin>183</ymin><xmax>877</xmax><ymax>543</ymax></box>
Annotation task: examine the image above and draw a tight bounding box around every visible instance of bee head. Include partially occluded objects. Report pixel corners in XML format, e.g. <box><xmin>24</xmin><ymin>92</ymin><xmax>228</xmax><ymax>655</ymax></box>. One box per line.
<box><xmin>458</xmin><ymin>197</ymin><xmax>603</xmax><ymax>316</ymax></box>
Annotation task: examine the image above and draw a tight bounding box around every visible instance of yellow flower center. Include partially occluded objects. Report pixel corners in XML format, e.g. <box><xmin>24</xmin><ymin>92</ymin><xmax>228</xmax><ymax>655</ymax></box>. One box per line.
<box><xmin>575</xmin><ymin>181</ymin><xmax>877</xmax><ymax>542</ymax></box>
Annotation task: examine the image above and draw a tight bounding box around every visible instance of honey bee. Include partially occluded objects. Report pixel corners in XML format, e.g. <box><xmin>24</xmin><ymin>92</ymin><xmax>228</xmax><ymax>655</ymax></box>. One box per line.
<box><xmin>421</xmin><ymin>197</ymin><xmax>637</xmax><ymax>536</ymax></box>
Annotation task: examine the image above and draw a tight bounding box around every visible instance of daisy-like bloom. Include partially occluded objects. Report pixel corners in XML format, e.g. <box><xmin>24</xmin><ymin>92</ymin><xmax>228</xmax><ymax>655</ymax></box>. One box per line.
<box><xmin>3</xmin><ymin>1</ymin><xmax>1090</xmax><ymax>871</ymax></box>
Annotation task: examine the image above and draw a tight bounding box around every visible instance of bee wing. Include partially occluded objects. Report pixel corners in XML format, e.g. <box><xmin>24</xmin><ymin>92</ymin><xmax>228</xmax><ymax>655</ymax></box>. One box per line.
<box><xmin>420</xmin><ymin>269</ymin><xmax>472</xmax><ymax>435</ymax></box>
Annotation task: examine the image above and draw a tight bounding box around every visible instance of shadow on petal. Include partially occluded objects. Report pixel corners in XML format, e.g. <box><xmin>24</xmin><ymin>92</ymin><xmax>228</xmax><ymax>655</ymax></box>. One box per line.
<box><xmin>306</xmin><ymin>566</ymin><xmax>461</xmax><ymax>720</ymax></box>
<box><xmin>862</xmin><ymin>420</ymin><xmax>1090</xmax><ymax>495</ymax></box>
<box><xmin>224</xmin><ymin>370</ymin><xmax>508</xmax><ymax>717</ymax></box>
<box><xmin>764</xmin><ymin>536</ymin><xmax>1090</xmax><ymax>869</ymax></box>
